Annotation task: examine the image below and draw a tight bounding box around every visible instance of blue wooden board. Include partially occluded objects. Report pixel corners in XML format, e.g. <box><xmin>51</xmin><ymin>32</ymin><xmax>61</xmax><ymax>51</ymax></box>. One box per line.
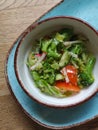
<box><xmin>40</xmin><ymin>0</ymin><xmax>98</xmax><ymax>30</ymax></box>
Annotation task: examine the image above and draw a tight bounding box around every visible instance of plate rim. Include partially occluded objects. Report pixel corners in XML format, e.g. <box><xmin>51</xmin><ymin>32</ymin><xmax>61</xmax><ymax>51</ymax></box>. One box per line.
<box><xmin>4</xmin><ymin>44</ymin><xmax>98</xmax><ymax>129</ymax></box>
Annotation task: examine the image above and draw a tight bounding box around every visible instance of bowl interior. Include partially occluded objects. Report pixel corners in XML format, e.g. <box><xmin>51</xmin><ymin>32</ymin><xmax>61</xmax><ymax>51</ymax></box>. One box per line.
<box><xmin>15</xmin><ymin>17</ymin><xmax>98</xmax><ymax>107</ymax></box>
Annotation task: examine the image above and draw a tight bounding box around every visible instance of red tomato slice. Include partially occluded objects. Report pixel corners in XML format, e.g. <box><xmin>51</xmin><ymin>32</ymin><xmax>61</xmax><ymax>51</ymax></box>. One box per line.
<box><xmin>66</xmin><ymin>65</ymin><xmax>77</xmax><ymax>74</ymax></box>
<box><xmin>61</xmin><ymin>65</ymin><xmax>78</xmax><ymax>86</ymax></box>
<box><xmin>55</xmin><ymin>81</ymin><xmax>80</xmax><ymax>92</ymax></box>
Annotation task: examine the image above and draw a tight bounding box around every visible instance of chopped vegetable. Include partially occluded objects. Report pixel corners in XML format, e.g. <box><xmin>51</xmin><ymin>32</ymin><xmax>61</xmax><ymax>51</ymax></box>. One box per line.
<box><xmin>59</xmin><ymin>50</ymin><xmax>71</xmax><ymax>67</ymax></box>
<box><xmin>60</xmin><ymin>67</ymin><xmax>69</xmax><ymax>83</ymax></box>
<box><xmin>27</xmin><ymin>28</ymin><xmax>96</xmax><ymax>98</ymax></box>
<box><xmin>55</xmin><ymin>81</ymin><xmax>80</xmax><ymax>92</ymax></box>
<box><xmin>41</xmin><ymin>39</ymin><xmax>52</xmax><ymax>52</ymax></box>
<box><xmin>63</xmin><ymin>40</ymin><xmax>82</xmax><ymax>46</ymax></box>
<box><xmin>56</xmin><ymin>74</ymin><xmax>64</xmax><ymax>80</ymax></box>
<box><xmin>65</xmin><ymin>65</ymin><xmax>78</xmax><ymax>86</ymax></box>
<box><xmin>30</xmin><ymin>52</ymin><xmax>46</xmax><ymax>70</ymax></box>
<box><xmin>79</xmin><ymin>55</ymin><xmax>96</xmax><ymax>87</ymax></box>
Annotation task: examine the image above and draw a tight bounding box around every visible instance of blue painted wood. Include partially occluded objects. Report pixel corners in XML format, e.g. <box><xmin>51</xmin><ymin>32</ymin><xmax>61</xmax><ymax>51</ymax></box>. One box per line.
<box><xmin>40</xmin><ymin>0</ymin><xmax>98</xmax><ymax>30</ymax></box>
<box><xmin>6</xmin><ymin>0</ymin><xmax>98</xmax><ymax>129</ymax></box>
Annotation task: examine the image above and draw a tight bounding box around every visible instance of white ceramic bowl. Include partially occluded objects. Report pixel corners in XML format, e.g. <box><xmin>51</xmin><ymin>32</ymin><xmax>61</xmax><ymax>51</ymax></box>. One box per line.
<box><xmin>14</xmin><ymin>16</ymin><xmax>98</xmax><ymax>108</ymax></box>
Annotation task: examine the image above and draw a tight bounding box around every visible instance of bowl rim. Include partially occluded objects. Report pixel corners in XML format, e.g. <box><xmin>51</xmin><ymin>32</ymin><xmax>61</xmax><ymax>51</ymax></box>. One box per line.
<box><xmin>14</xmin><ymin>16</ymin><xmax>98</xmax><ymax>108</ymax></box>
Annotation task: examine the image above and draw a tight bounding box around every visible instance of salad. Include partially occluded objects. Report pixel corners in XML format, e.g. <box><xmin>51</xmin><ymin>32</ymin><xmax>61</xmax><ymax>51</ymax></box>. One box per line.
<box><xmin>27</xmin><ymin>28</ymin><xmax>96</xmax><ymax>97</ymax></box>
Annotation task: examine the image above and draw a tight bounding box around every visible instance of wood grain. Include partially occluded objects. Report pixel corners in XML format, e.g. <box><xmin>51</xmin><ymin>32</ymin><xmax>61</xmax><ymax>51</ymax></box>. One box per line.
<box><xmin>0</xmin><ymin>0</ymin><xmax>61</xmax><ymax>96</ymax></box>
<box><xmin>0</xmin><ymin>0</ymin><xmax>98</xmax><ymax>130</ymax></box>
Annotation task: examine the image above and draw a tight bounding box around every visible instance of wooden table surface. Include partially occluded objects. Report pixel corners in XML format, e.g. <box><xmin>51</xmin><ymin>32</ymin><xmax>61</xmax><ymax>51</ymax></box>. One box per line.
<box><xmin>0</xmin><ymin>0</ymin><xmax>98</xmax><ymax>130</ymax></box>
